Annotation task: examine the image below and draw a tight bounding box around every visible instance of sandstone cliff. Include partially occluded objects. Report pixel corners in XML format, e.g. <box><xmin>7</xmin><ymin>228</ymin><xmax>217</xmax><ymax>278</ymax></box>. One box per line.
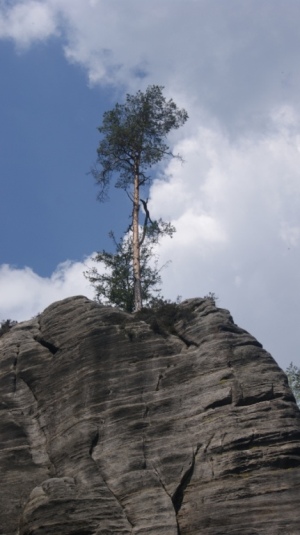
<box><xmin>0</xmin><ymin>296</ymin><xmax>299</xmax><ymax>534</ymax></box>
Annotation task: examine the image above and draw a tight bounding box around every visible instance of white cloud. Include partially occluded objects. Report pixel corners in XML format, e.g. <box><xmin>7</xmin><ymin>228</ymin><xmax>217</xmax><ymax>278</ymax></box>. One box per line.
<box><xmin>2</xmin><ymin>0</ymin><xmax>300</xmax><ymax>130</ymax></box>
<box><xmin>151</xmin><ymin>110</ymin><xmax>300</xmax><ymax>247</ymax></box>
<box><xmin>280</xmin><ymin>222</ymin><xmax>300</xmax><ymax>248</ymax></box>
<box><xmin>148</xmin><ymin>107</ymin><xmax>300</xmax><ymax>369</ymax></box>
<box><xmin>0</xmin><ymin>1</ymin><xmax>58</xmax><ymax>47</ymax></box>
<box><xmin>0</xmin><ymin>256</ymin><xmax>97</xmax><ymax>321</ymax></box>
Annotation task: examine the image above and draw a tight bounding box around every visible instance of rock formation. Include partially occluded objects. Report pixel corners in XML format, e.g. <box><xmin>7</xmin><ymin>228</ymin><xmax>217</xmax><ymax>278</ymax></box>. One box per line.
<box><xmin>0</xmin><ymin>295</ymin><xmax>299</xmax><ymax>534</ymax></box>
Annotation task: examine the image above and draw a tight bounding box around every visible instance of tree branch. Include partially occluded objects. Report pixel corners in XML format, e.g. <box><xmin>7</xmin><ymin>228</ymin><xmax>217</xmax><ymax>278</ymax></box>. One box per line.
<box><xmin>139</xmin><ymin>199</ymin><xmax>156</xmax><ymax>246</ymax></box>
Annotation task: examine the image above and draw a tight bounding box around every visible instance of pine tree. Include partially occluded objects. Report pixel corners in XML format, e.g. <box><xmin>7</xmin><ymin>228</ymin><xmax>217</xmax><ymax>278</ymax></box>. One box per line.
<box><xmin>91</xmin><ymin>85</ymin><xmax>188</xmax><ymax>311</ymax></box>
<box><xmin>85</xmin><ymin>219</ymin><xmax>175</xmax><ymax>312</ymax></box>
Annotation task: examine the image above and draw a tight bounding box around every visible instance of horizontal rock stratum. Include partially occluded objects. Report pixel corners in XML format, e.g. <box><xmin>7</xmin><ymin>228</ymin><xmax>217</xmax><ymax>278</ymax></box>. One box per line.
<box><xmin>0</xmin><ymin>296</ymin><xmax>300</xmax><ymax>534</ymax></box>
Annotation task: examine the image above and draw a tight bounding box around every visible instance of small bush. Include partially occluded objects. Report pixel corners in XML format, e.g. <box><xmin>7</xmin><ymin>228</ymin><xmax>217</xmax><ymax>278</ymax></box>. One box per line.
<box><xmin>136</xmin><ymin>300</ymin><xmax>194</xmax><ymax>337</ymax></box>
<box><xmin>204</xmin><ymin>292</ymin><xmax>219</xmax><ymax>305</ymax></box>
<box><xmin>0</xmin><ymin>319</ymin><xmax>17</xmax><ymax>338</ymax></box>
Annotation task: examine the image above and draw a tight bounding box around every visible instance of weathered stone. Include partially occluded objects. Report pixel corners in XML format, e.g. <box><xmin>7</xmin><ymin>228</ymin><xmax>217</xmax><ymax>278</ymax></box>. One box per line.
<box><xmin>0</xmin><ymin>295</ymin><xmax>299</xmax><ymax>534</ymax></box>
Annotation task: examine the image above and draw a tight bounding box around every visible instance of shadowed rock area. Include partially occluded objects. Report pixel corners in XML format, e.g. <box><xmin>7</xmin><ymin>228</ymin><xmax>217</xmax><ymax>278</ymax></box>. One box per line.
<box><xmin>0</xmin><ymin>295</ymin><xmax>300</xmax><ymax>534</ymax></box>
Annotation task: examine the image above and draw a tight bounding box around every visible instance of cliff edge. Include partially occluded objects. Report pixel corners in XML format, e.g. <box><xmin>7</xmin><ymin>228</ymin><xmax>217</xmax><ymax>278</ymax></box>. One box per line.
<box><xmin>0</xmin><ymin>296</ymin><xmax>299</xmax><ymax>534</ymax></box>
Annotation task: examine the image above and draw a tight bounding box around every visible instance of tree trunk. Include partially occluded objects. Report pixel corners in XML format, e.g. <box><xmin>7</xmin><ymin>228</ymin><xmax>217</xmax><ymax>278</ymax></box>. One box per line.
<box><xmin>132</xmin><ymin>163</ymin><xmax>142</xmax><ymax>311</ymax></box>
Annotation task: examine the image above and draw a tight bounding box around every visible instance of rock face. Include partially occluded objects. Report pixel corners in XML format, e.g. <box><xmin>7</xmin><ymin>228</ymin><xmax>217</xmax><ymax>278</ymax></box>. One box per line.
<box><xmin>0</xmin><ymin>296</ymin><xmax>300</xmax><ymax>535</ymax></box>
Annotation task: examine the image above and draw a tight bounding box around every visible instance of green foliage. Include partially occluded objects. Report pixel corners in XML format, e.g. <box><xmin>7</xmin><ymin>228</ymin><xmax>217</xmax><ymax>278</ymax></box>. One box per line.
<box><xmin>286</xmin><ymin>362</ymin><xmax>300</xmax><ymax>406</ymax></box>
<box><xmin>136</xmin><ymin>301</ymin><xmax>179</xmax><ymax>336</ymax></box>
<box><xmin>204</xmin><ymin>292</ymin><xmax>219</xmax><ymax>305</ymax></box>
<box><xmin>135</xmin><ymin>298</ymin><xmax>195</xmax><ymax>337</ymax></box>
<box><xmin>85</xmin><ymin>222</ymin><xmax>175</xmax><ymax>313</ymax></box>
<box><xmin>91</xmin><ymin>85</ymin><xmax>188</xmax><ymax>200</ymax></box>
<box><xmin>0</xmin><ymin>319</ymin><xmax>17</xmax><ymax>338</ymax></box>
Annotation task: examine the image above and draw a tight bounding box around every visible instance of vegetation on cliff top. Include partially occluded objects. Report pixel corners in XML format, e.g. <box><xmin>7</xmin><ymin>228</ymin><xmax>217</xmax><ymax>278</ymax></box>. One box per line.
<box><xmin>86</xmin><ymin>85</ymin><xmax>188</xmax><ymax>311</ymax></box>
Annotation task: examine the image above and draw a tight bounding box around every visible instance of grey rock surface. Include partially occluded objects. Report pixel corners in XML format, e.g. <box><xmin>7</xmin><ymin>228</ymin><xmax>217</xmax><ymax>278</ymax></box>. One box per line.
<box><xmin>0</xmin><ymin>295</ymin><xmax>299</xmax><ymax>534</ymax></box>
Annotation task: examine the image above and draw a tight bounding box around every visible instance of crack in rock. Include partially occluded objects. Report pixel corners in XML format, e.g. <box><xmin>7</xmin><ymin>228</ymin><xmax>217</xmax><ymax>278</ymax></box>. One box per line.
<box><xmin>142</xmin><ymin>435</ymin><xmax>147</xmax><ymax>469</ymax></box>
<box><xmin>16</xmin><ymin>377</ymin><xmax>56</xmax><ymax>473</ymax></box>
<box><xmin>209</xmin><ymin>456</ymin><xmax>215</xmax><ymax>478</ymax></box>
<box><xmin>150</xmin><ymin>463</ymin><xmax>181</xmax><ymax>535</ymax></box>
<box><xmin>34</xmin><ymin>335</ymin><xmax>59</xmax><ymax>355</ymax></box>
<box><xmin>172</xmin><ymin>445</ymin><xmax>200</xmax><ymax>515</ymax></box>
<box><xmin>13</xmin><ymin>344</ymin><xmax>20</xmax><ymax>393</ymax></box>
<box><xmin>155</xmin><ymin>373</ymin><xmax>163</xmax><ymax>391</ymax></box>
<box><xmin>101</xmin><ymin>480</ymin><xmax>134</xmax><ymax>534</ymax></box>
<box><xmin>89</xmin><ymin>430</ymin><xmax>99</xmax><ymax>457</ymax></box>
<box><xmin>173</xmin><ymin>329</ymin><xmax>199</xmax><ymax>348</ymax></box>
<box><xmin>141</xmin><ymin>395</ymin><xmax>149</xmax><ymax>469</ymax></box>
<box><xmin>89</xmin><ymin>431</ymin><xmax>133</xmax><ymax>533</ymax></box>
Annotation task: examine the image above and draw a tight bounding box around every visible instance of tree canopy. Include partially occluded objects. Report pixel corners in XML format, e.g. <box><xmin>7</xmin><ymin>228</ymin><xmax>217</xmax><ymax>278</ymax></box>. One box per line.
<box><xmin>92</xmin><ymin>85</ymin><xmax>188</xmax><ymax>200</ymax></box>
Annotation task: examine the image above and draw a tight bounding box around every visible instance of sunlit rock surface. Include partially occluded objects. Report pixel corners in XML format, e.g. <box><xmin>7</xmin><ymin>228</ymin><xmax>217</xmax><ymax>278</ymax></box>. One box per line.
<box><xmin>0</xmin><ymin>295</ymin><xmax>299</xmax><ymax>534</ymax></box>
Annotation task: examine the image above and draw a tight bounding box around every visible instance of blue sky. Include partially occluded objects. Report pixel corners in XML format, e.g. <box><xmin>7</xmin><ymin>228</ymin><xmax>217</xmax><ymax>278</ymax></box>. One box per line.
<box><xmin>0</xmin><ymin>38</ymin><xmax>128</xmax><ymax>274</ymax></box>
<box><xmin>0</xmin><ymin>0</ymin><xmax>300</xmax><ymax>371</ymax></box>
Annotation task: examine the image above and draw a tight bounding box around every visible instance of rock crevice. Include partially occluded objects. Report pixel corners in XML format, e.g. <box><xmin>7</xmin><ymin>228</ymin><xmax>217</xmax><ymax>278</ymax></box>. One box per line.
<box><xmin>172</xmin><ymin>444</ymin><xmax>200</xmax><ymax>514</ymax></box>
